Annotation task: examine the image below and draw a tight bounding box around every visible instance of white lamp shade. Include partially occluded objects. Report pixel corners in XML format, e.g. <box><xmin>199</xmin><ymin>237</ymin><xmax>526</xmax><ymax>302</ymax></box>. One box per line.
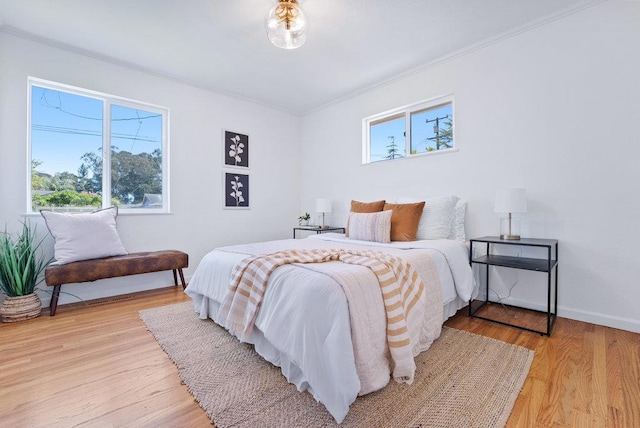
<box><xmin>315</xmin><ymin>198</ymin><xmax>332</xmax><ymax>213</ymax></box>
<box><xmin>494</xmin><ymin>189</ymin><xmax>527</xmax><ymax>213</ymax></box>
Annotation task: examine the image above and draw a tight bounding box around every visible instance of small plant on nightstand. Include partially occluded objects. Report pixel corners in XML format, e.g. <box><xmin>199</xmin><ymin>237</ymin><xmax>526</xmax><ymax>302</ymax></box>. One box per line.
<box><xmin>298</xmin><ymin>212</ymin><xmax>311</xmax><ymax>226</ymax></box>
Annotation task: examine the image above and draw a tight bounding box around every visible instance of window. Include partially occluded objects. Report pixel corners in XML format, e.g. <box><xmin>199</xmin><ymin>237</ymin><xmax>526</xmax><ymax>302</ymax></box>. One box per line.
<box><xmin>363</xmin><ymin>95</ymin><xmax>455</xmax><ymax>163</ymax></box>
<box><xmin>28</xmin><ymin>78</ymin><xmax>169</xmax><ymax>213</ymax></box>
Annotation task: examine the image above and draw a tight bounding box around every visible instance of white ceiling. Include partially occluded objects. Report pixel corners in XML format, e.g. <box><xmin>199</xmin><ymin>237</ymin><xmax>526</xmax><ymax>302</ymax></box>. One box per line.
<box><xmin>0</xmin><ymin>0</ymin><xmax>598</xmax><ymax>114</ymax></box>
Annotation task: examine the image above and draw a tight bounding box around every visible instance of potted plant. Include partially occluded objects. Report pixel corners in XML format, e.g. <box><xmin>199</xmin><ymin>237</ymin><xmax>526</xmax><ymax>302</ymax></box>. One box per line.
<box><xmin>0</xmin><ymin>222</ymin><xmax>50</xmax><ymax>322</ymax></box>
<box><xmin>298</xmin><ymin>212</ymin><xmax>311</xmax><ymax>226</ymax></box>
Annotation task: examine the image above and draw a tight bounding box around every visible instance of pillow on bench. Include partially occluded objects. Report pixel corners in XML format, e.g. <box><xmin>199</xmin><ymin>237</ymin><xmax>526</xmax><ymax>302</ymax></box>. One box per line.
<box><xmin>41</xmin><ymin>206</ymin><xmax>128</xmax><ymax>265</ymax></box>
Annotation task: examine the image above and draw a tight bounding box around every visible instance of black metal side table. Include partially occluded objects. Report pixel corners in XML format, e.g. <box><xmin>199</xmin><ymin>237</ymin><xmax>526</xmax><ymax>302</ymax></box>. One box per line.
<box><xmin>293</xmin><ymin>226</ymin><xmax>346</xmax><ymax>239</ymax></box>
<box><xmin>468</xmin><ymin>236</ymin><xmax>558</xmax><ymax>336</ymax></box>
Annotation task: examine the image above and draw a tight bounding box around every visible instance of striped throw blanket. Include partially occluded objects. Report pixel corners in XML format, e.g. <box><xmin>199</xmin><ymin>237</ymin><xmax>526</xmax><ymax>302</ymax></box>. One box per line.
<box><xmin>218</xmin><ymin>248</ymin><xmax>426</xmax><ymax>383</ymax></box>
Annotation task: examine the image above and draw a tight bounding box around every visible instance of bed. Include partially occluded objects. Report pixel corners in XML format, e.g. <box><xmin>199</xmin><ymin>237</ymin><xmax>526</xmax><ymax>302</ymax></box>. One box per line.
<box><xmin>185</xmin><ymin>230</ymin><xmax>477</xmax><ymax>423</ymax></box>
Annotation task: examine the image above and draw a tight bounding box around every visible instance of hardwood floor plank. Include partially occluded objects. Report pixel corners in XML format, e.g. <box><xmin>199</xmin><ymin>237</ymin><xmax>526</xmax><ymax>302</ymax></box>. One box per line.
<box><xmin>572</xmin><ymin>408</ymin><xmax>606</xmax><ymax>428</ymax></box>
<box><xmin>508</xmin><ymin>378</ymin><xmax>547</xmax><ymax>427</ymax></box>
<box><xmin>615</xmin><ymin>328</ymin><xmax>640</xmax><ymax>427</ymax></box>
<box><xmin>608</xmin><ymin>405</ymin><xmax>625</xmax><ymax>428</ymax></box>
<box><xmin>591</xmin><ymin>326</ymin><xmax>610</xmax><ymax>421</ymax></box>
<box><xmin>535</xmin><ymin>336</ymin><xmax>571</xmax><ymax>425</ymax></box>
<box><xmin>1</xmin><ymin>287</ymin><xmax>639</xmax><ymax>427</ymax></box>
<box><xmin>552</xmin><ymin>320</ymin><xmax>588</xmax><ymax>426</ymax></box>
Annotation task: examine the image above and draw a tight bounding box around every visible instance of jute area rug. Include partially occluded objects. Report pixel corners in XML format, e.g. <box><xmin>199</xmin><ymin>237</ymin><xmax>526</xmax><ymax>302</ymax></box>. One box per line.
<box><xmin>140</xmin><ymin>302</ymin><xmax>533</xmax><ymax>428</ymax></box>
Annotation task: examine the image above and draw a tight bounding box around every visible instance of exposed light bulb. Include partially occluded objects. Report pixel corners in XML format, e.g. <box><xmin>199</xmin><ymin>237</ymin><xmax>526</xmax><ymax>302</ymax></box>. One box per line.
<box><xmin>266</xmin><ymin>0</ymin><xmax>308</xmax><ymax>49</ymax></box>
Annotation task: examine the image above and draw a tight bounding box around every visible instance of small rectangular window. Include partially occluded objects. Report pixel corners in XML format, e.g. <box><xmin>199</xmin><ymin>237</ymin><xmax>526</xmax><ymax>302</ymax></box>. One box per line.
<box><xmin>28</xmin><ymin>78</ymin><xmax>169</xmax><ymax>213</ymax></box>
<box><xmin>363</xmin><ymin>95</ymin><xmax>454</xmax><ymax>164</ymax></box>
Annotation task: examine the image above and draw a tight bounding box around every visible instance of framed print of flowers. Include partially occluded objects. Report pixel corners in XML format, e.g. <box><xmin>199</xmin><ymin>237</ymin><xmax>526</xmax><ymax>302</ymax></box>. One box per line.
<box><xmin>224</xmin><ymin>130</ymin><xmax>249</xmax><ymax>168</ymax></box>
<box><xmin>224</xmin><ymin>172</ymin><xmax>250</xmax><ymax>209</ymax></box>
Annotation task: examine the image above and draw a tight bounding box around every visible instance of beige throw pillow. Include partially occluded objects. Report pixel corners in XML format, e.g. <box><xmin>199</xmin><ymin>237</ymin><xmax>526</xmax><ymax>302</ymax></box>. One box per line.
<box><xmin>346</xmin><ymin>199</ymin><xmax>386</xmax><ymax>237</ymax></box>
<box><xmin>347</xmin><ymin>210</ymin><xmax>392</xmax><ymax>243</ymax></box>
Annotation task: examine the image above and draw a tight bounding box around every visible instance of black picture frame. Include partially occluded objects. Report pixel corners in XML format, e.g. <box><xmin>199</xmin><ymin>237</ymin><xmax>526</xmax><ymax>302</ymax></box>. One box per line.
<box><xmin>223</xmin><ymin>172</ymin><xmax>250</xmax><ymax>209</ymax></box>
<box><xmin>223</xmin><ymin>130</ymin><xmax>249</xmax><ymax>169</ymax></box>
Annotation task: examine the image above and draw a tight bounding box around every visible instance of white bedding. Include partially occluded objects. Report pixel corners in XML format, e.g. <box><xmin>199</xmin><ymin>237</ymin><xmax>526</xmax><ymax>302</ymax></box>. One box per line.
<box><xmin>185</xmin><ymin>233</ymin><xmax>477</xmax><ymax>423</ymax></box>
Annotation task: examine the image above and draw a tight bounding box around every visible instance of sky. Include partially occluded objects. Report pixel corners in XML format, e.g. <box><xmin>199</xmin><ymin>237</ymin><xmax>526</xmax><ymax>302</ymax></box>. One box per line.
<box><xmin>369</xmin><ymin>103</ymin><xmax>453</xmax><ymax>162</ymax></box>
<box><xmin>31</xmin><ymin>85</ymin><xmax>162</xmax><ymax>176</ymax></box>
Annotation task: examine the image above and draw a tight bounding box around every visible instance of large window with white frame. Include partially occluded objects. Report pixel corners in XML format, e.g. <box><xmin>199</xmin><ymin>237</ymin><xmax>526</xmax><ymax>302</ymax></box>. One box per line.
<box><xmin>362</xmin><ymin>94</ymin><xmax>455</xmax><ymax>164</ymax></box>
<box><xmin>28</xmin><ymin>78</ymin><xmax>169</xmax><ymax>213</ymax></box>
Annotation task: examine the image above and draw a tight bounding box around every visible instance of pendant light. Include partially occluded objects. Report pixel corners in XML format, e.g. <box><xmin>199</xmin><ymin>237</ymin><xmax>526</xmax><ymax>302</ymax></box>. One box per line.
<box><xmin>266</xmin><ymin>0</ymin><xmax>308</xmax><ymax>49</ymax></box>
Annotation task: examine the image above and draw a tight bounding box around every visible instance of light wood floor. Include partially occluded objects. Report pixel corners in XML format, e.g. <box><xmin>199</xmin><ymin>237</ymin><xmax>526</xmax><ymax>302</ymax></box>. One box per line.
<box><xmin>0</xmin><ymin>287</ymin><xmax>638</xmax><ymax>427</ymax></box>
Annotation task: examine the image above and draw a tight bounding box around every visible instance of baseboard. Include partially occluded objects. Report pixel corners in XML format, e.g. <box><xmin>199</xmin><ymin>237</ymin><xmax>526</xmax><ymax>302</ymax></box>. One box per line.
<box><xmin>498</xmin><ymin>297</ymin><xmax>640</xmax><ymax>334</ymax></box>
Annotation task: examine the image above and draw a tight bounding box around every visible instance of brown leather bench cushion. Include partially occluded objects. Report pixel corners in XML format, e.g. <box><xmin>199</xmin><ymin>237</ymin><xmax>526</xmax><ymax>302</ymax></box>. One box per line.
<box><xmin>45</xmin><ymin>250</ymin><xmax>189</xmax><ymax>286</ymax></box>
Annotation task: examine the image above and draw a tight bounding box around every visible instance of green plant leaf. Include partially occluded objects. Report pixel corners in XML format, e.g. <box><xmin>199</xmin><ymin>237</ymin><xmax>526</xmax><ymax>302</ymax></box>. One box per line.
<box><xmin>0</xmin><ymin>221</ymin><xmax>51</xmax><ymax>297</ymax></box>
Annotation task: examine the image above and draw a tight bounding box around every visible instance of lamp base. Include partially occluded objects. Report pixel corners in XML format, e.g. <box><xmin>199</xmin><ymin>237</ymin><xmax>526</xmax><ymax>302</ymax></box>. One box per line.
<box><xmin>500</xmin><ymin>234</ymin><xmax>521</xmax><ymax>240</ymax></box>
<box><xmin>500</xmin><ymin>217</ymin><xmax>521</xmax><ymax>241</ymax></box>
<box><xmin>320</xmin><ymin>212</ymin><xmax>329</xmax><ymax>229</ymax></box>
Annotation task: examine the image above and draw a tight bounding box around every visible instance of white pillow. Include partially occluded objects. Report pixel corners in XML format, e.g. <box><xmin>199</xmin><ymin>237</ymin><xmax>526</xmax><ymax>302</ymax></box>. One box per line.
<box><xmin>347</xmin><ymin>210</ymin><xmax>392</xmax><ymax>243</ymax></box>
<box><xmin>397</xmin><ymin>195</ymin><xmax>457</xmax><ymax>240</ymax></box>
<box><xmin>41</xmin><ymin>206</ymin><xmax>128</xmax><ymax>264</ymax></box>
<box><xmin>448</xmin><ymin>199</ymin><xmax>467</xmax><ymax>241</ymax></box>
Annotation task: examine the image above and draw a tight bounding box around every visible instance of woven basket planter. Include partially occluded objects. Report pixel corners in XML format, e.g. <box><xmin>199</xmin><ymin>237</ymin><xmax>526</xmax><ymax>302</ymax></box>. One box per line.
<box><xmin>0</xmin><ymin>293</ymin><xmax>42</xmax><ymax>323</ymax></box>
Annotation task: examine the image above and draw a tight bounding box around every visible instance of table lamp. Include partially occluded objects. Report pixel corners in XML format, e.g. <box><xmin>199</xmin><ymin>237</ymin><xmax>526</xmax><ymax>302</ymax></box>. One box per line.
<box><xmin>494</xmin><ymin>189</ymin><xmax>527</xmax><ymax>240</ymax></box>
<box><xmin>315</xmin><ymin>198</ymin><xmax>332</xmax><ymax>229</ymax></box>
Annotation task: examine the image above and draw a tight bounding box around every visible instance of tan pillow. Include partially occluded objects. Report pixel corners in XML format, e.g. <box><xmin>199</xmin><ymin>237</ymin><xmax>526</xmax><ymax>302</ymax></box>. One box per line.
<box><xmin>350</xmin><ymin>200</ymin><xmax>386</xmax><ymax>213</ymax></box>
<box><xmin>383</xmin><ymin>202</ymin><xmax>426</xmax><ymax>241</ymax></box>
<box><xmin>346</xmin><ymin>200</ymin><xmax>386</xmax><ymax>237</ymax></box>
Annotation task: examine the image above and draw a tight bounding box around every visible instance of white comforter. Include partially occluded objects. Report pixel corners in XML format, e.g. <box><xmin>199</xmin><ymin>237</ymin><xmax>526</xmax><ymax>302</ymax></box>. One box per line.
<box><xmin>185</xmin><ymin>234</ymin><xmax>476</xmax><ymax>423</ymax></box>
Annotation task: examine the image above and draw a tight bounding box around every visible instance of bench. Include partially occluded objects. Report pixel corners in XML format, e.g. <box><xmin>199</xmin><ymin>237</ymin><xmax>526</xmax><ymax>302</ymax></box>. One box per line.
<box><xmin>44</xmin><ymin>250</ymin><xmax>189</xmax><ymax>316</ymax></box>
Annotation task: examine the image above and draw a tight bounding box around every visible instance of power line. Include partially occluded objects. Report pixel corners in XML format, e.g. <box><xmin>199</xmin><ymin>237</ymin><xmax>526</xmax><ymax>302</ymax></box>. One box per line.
<box><xmin>32</xmin><ymin>124</ymin><xmax>160</xmax><ymax>143</ymax></box>
<box><xmin>38</xmin><ymin>89</ymin><xmax>161</xmax><ymax>121</ymax></box>
<box><xmin>34</xmin><ymin>88</ymin><xmax>162</xmax><ymax>158</ymax></box>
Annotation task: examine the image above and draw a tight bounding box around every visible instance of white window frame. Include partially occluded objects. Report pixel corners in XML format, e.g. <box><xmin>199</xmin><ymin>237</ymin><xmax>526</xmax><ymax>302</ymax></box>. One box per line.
<box><xmin>362</xmin><ymin>94</ymin><xmax>456</xmax><ymax>164</ymax></box>
<box><xmin>27</xmin><ymin>77</ymin><xmax>170</xmax><ymax>214</ymax></box>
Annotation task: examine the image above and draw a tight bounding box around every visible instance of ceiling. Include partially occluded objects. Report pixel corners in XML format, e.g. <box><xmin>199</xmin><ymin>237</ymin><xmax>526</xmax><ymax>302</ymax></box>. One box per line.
<box><xmin>0</xmin><ymin>0</ymin><xmax>597</xmax><ymax>114</ymax></box>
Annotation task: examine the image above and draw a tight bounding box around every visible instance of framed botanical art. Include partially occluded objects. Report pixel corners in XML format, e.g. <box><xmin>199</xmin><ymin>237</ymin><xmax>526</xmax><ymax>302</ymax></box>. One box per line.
<box><xmin>223</xmin><ymin>172</ymin><xmax>250</xmax><ymax>209</ymax></box>
<box><xmin>223</xmin><ymin>129</ymin><xmax>249</xmax><ymax>169</ymax></box>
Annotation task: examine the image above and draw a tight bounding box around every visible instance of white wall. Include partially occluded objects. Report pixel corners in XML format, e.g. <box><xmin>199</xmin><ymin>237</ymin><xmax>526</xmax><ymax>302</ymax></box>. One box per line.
<box><xmin>0</xmin><ymin>32</ymin><xmax>301</xmax><ymax>307</ymax></box>
<box><xmin>299</xmin><ymin>1</ymin><xmax>640</xmax><ymax>332</ymax></box>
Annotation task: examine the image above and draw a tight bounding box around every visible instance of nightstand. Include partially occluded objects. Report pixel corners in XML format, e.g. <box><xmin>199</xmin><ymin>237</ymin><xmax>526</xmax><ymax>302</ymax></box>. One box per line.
<box><xmin>293</xmin><ymin>226</ymin><xmax>345</xmax><ymax>239</ymax></box>
<box><xmin>468</xmin><ymin>236</ymin><xmax>558</xmax><ymax>336</ymax></box>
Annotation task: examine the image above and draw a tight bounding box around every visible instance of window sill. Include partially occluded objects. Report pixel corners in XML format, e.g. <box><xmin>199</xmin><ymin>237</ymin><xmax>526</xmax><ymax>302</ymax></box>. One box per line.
<box><xmin>24</xmin><ymin>211</ymin><xmax>173</xmax><ymax>217</ymax></box>
<box><xmin>363</xmin><ymin>147</ymin><xmax>459</xmax><ymax>165</ymax></box>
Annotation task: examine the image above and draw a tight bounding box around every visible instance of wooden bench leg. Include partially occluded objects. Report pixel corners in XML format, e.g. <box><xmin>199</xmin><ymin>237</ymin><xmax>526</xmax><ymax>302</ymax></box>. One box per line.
<box><xmin>178</xmin><ymin>268</ymin><xmax>187</xmax><ymax>290</ymax></box>
<box><xmin>50</xmin><ymin>285</ymin><xmax>61</xmax><ymax>316</ymax></box>
<box><xmin>173</xmin><ymin>269</ymin><xmax>178</xmax><ymax>286</ymax></box>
